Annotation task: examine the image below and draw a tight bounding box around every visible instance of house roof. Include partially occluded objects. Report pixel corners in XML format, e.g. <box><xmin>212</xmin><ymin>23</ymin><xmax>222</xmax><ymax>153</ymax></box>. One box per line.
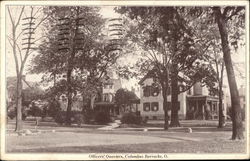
<box><xmin>7</xmin><ymin>76</ymin><xmax>43</xmax><ymax>92</ymax></box>
<box><xmin>138</xmin><ymin>70</ymin><xmax>156</xmax><ymax>85</ymax></box>
<box><xmin>138</xmin><ymin>68</ymin><xmax>187</xmax><ymax>86</ymax></box>
<box><xmin>103</xmin><ymin>78</ymin><xmax>122</xmax><ymax>90</ymax></box>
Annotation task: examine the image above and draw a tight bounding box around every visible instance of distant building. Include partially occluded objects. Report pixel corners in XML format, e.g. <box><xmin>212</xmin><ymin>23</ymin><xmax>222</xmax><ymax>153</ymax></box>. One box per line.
<box><xmin>59</xmin><ymin>69</ymin><xmax>123</xmax><ymax>115</ymax></box>
<box><xmin>239</xmin><ymin>85</ymin><xmax>246</xmax><ymax>109</ymax></box>
<box><xmin>94</xmin><ymin>77</ymin><xmax>122</xmax><ymax>115</ymax></box>
<box><xmin>138</xmin><ymin>72</ymin><xmax>227</xmax><ymax>120</ymax></box>
<box><xmin>6</xmin><ymin>75</ymin><xmax>44</xmax><ymax>107</ymax></box>
<box><xmin>225</xmin><ymin>85</ymin><xmax>245</xmax><ymax>109</ymax></box>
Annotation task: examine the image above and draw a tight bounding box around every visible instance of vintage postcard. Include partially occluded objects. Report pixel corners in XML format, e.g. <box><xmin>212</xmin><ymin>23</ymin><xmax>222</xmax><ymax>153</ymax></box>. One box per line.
<box><xmin>1</xmin><ymin>0</ymin><xmax>249</xmax><ymax>160</ymax></box>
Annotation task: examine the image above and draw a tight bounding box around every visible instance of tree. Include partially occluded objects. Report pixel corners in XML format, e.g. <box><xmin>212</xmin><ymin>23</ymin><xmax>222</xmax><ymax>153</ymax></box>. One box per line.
<box><xmin>31</xmin><ymin>7</ymin><xmax>123</xmax><ymax>124</ymax></box>
<box><xmin>30</xmin><ymin>6</ymin><xmax>105</xmax><ymax>124</ymax></box>
<box><xmin>213</xmin><ymin>7</ymin><xmax>245</xmax><ymax>139</ymax></box>
<box><xmin>116</xmin><ymin>7</ymin><xmax>212</xmax><ymax>129</ymax></box>
<box><xmin>114</xmin><ymin>88</ymin><xmax>138</xmax><ymax>113</ymax></box>
<box><xmin>7</xmin><ymin>6</ymin><xmax>48</xmax><ymax>132</ymax></box>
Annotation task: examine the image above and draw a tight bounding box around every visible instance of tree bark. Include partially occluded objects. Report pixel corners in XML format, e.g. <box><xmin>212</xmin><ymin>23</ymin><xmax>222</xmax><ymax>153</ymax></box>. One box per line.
<box><xmin>162</xmin><ymin>85</ymin><xmax>169</xmax><ymax>130</ymax></box>
<box><xmin>65</xmin><ymin>68</ymin><xmax>73</xmax><ymax>125</ymax></box>
<box><xmin>217</xmin><ymin>87</ymin><xmax>225</xmax><ymax>128</ymax></box>
<box><xmin>218</xmin><ymin>65</ymin><xmax>225</xmax><ymax>128</ymax></box>
<box><xmin>65</xmin><ymin>7</ymin><xmax>80</xmax><ymax>125</ymax></box>
<box><xmin>213</xmin><ymin>7</ymin><xmax>243</xmax><ymax>139</ymax></box>
<box><xmin>15</xmin><ymin>75</ymin><xmax>23</xmax><ymax>132</ymax></box>
<box><xmin>170</xmin><ymin>64</ymin><xmax>181</xmax><ymax>127</ymax></box>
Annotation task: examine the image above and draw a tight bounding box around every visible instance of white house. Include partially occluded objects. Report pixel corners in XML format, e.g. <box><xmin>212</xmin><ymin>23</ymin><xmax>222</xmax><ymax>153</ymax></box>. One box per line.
<box><xmin>138</xmin><ymin>74</ymin><xmax>227</xmax><ymax>120</ymax></box>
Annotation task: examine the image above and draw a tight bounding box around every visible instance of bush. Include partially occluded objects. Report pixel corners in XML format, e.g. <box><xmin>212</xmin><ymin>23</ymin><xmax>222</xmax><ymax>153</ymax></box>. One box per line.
<box><xmin>7</xmin><ymin>106</ymin><xmax>28</xmax><ymax>120</ymax></box>
<box><xmin>54</xmin><ymin>111</ymin><xmax>66</xmax><ymax>124</ymax></box>
<box><xmin>73</xmin><ymin>113</ymin><xmax>85</xmax><ymax>126</ymax></box>
<box><xmin>121</xmin><ymin>112</ymin><xmax>142</xmax><ymax>125</ymax></box>
<box><xmin>242</xmin><ymin>108</ymin><xmax>245</xmax><ymax>121</ymax></box>
<box><xmin>29</xmin><ymin>105</ymin><xmax>43</xmax><ymax>117</ymax></box>
<box><xmin>47</xmin><ymin>99</ymin><xmax>61</xmax><ymax>117</ymax></box>
<box><xmin>142</xmin><ymin>116</ymin><xmax>148</xmax><ymax>124</ymax></box>
<box><xmin>7</xmin><ymin>109</ymin><xmax>16</xmax><ymax>119</ymax></box>
<box><xmin>94</xmin><ymin>111</ymin><xmax>111</xmax><ymax>125</ymax></box>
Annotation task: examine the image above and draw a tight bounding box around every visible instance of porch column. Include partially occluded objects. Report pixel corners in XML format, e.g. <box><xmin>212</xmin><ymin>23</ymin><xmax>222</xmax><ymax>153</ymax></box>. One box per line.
<box><xmin>195</xmin><ymin>100</ymin><xmax>198</xmax><ymax>119</ymax></box>
<box><xmin>201</xmin><ymin>100</ymin><xmax>205</xmax><ymax>120</ymax></box>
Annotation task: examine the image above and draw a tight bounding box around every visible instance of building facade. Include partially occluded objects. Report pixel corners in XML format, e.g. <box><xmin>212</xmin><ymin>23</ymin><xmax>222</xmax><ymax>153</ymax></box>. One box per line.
<box><xmin>138</xmin><ymin>76</ymin><xmax>227</xmax><ymax>120</ymax></box>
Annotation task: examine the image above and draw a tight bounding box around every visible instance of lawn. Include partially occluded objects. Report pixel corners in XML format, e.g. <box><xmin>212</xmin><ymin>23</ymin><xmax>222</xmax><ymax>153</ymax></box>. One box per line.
<box><xmin>5</xmin><ymin>119</ymin><xmax>247</xmax><ymax>153</ymax></box>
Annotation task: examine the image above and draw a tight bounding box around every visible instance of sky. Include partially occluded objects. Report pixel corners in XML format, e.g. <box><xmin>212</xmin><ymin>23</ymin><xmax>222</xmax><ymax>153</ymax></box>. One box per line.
<box><xmin>5</xmin><ymin>6</ymin><xmax>247</xmax><ymax>92</ymax></box>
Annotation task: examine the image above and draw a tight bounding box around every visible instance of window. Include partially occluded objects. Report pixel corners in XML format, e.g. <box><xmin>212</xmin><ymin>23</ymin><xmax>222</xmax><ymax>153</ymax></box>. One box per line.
<box><xmin>103</xmin><ymin>94</ymin><xmax>109</xmax><ymax>102</ymax></box>
<box><xmin>151</xmin><ymin>102</ymin><xmax>159</xmax><ymax>111</ymax></box>
<box><xmin>144</xmin><ymin>85</ymin><xmax>160</xmax><ymax>97</ymax></box>
<box><xmin>143</xmin><ymin>86</ymin><xmax>151</xmax><ymax>97</ymax></box>
<box><xmin>151</xmin><ymin>86</ymin><xmax>159</xmax><ymax>96</ymax></box>
<box><xmin>143</xmin><ymin>103</ymin><xmax>150</xmax><ymax>112</ymax></box>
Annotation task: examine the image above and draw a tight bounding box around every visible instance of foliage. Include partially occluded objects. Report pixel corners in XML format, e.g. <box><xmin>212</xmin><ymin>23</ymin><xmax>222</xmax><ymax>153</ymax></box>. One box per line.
<box><xmin>54</xmin><ymin>111</ymin><xmax>67</xmax><ymax>125</ymax></box>
<box><xmin>94</xmin><ymin>111</ymin><xmax>111</xmax><ymax>125</ymax></box>
<box><xmin>7</xmin><ymin>106</ymin><xmax>28</xmax><ymax>120</ymax></box>
<box><xmin>7</xmin><ymin>6</ymin><xmax>48</xmax><ymax>131</ymax></box>
<box><xmin>47</xmin><ymin>98</ymin><xmax>61</xmax><ymax>117</ymax></box>
<box><xmin>7</xmin><ymin>109</ymin><xmax>16</xmax><ymax>120</ymax></box>
<box><xmin>114</xmin><ymin>88</ymin><xmax>138</xmax><ymax>107</ymax></box>
<box><xmin>121</xmin><ymin>112</ymin><xmax>142</xmax><ymax>125</ymax></box>
<box><xmin>30</xmin><ymin>6</ymin><xmax>124</xmax><ymax>124</ymax></box>
<box><xmin>28</xmin><ymin>102</ymin><xmax>43</xmax><ymax>117</ymax></box>
<box><xmin>115</xmin><ymin>7</ymin><xmax>219</xmax><ymax>128</ymax></box>
<box><xmin>73</xmin><ymin>113</ymin><xmax>85</xmax><ymax>126</ymax></box>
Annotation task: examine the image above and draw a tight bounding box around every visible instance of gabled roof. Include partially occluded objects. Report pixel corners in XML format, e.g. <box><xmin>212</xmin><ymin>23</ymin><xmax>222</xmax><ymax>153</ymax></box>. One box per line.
<box><xmin>7</xmin><ymin>76</ymin><xmax>43</xmax><ymax>91</ymax></box>
<box><xmin>138</xmin><ymin>70</ymin><xmax>157</xmax><ymax>85</ymax></box>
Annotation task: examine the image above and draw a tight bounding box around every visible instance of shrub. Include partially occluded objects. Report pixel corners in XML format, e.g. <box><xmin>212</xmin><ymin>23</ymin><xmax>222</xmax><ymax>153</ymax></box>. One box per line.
<box><xmin>54</xmin><ymin>111</ymin><xmax>66</xmax><ymax>124</ymax></box>
<box><xmin>47</xmin><ymin>99</ymin><xmax>61</xmax><ymax>117</ymax></box>
<box><xmin>7</xmin><ymin>109</ymin><xmax>16</xmax><ymax>119</ymax></box>
<box><xmin>141</xmin><ymin>116</ymin><xmax>148</xmax><ymax>124</ymax></box>
<box><xmin>121</xmin><ymin>112</ymin><xmax>142</xmax><ymax>124</ymax></box>
<box><xmin>242</xmin><ymin>108</ymin><xmax>245</xmax><ymax>121</ymax></box>
<box><xmin>7</xmin><ymin>106</ymin><xmax>28</xmax><ymax>120</ymax></box>
<box><xmin>94</xmin><ymin>111</ymin><xmax>111</xmax><ymax>125</ymax></box>
<box><xmin>73</xmin><ymin>113</ymin><xmax>85</xmax><ymax>126</ymax></box>
<box><xmin>29</xmin><ymin>104</ymin><xmax>43</xmax><ymax>117</ymax></box>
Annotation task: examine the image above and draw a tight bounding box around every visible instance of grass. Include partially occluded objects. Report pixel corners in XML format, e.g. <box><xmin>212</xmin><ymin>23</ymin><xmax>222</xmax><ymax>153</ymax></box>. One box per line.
<box><xmin>6</xmin><ymin>119</ymin><xmax>247</xmax><ymax>153</ymax></box>
<box><xmin>8</xmin><ymin>134</ymin><xmax>246</xmax><ymax>153</ymax></box>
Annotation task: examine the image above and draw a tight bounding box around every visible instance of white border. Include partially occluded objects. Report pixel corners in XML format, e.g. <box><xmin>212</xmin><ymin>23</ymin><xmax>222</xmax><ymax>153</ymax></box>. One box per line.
<box><xmin>1</xmin><ymin>0</ymin><xmax>249</xmax><ymax>160</ymax></box>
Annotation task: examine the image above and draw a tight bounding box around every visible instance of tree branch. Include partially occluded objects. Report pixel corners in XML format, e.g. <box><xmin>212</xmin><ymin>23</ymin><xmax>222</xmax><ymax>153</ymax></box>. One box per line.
<box><xmin>225</xmin><ymin>7</ymin><xmax>244</xmax><ymax>21</ymax></box>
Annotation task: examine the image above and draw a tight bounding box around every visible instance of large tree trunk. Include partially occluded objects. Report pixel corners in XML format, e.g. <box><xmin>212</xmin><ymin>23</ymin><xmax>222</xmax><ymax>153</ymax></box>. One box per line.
<box><xmin>65</xmin><ymin>68</ymin><xmax>73</xmax><ymax>125</ymax></box>
<box><xmin>170</xmin><ymin>65</ymin><xmax>181</xmax><ymax>127</ymax></box>
<box><xmin>15</xmin><ymin>75</ymin><xmax>23</xmax><ymax>132</ymax></box>
<box><xmin>218</xmin><ymin>82</ymin><xmax>225</xmax><ymax>128</ymax></box>
<box><xmin>65</xmin><ymin>8</ymin><xmax>80</xmax><ymax>125</ymax></box>
<box><xmin>90</xmin><ymin>94</ymin><xmax>96</xmax><ymax>109</ymax></box>
<box><xmin>162</xmin><ymin>87</ymin><xmax>169</xmax><ymax>130</ymax></box>
<box><xmin>213</xmin><ymin>7</ymin><xmax>243</xmax><ymax>139</ymax></box>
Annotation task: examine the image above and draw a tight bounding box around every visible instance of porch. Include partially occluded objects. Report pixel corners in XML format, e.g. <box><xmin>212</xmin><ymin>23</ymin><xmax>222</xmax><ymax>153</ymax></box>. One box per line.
<box><xmin>186</xmin><ymin>96</ymin><xmax>219</xmax><ymax>120</ymax></box>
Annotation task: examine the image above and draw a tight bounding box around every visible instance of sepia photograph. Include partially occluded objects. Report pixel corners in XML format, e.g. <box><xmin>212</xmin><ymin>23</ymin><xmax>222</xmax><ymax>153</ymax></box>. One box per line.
<box><xmin>0</xmin><ymin>0</ymin><xmax>249</xmax><ymax>160</ymax></box>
